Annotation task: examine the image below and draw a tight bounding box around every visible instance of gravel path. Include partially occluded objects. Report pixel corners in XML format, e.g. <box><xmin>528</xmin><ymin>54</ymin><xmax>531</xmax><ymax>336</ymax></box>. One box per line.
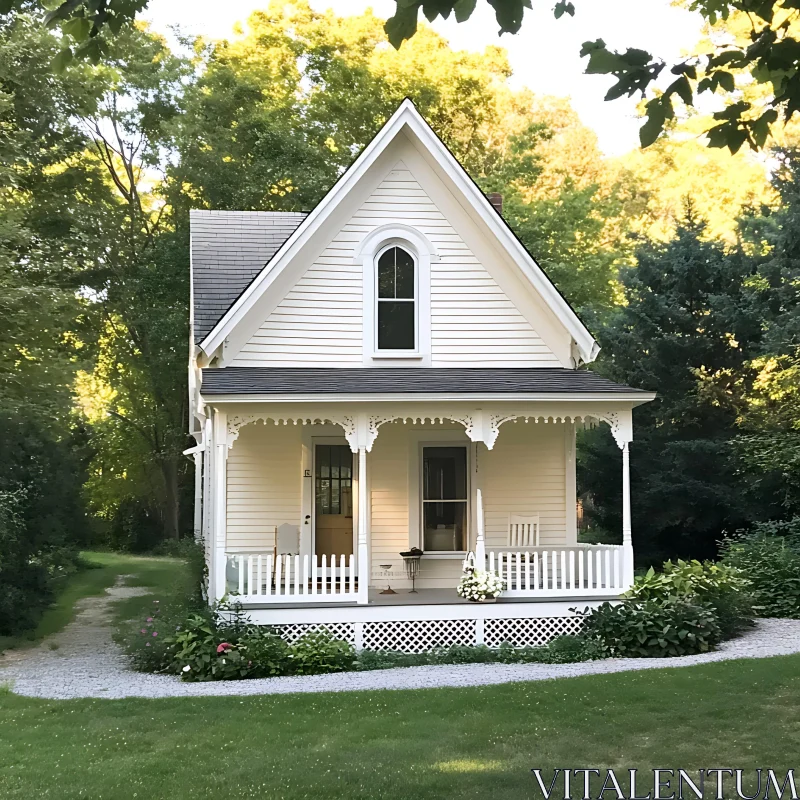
<box><xmin>2</xmin><ymin>581</ymin><xmax>800</xmax><ymax>700</ymax></box>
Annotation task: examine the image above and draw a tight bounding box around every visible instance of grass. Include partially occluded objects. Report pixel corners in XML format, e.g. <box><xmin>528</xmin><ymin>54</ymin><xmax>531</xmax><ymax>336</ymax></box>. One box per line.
<box><xmin>1</xmin><ymin>654</ymin><xmax>799</xmax><ymax>799</ymax></box>
<box><xmin>0</xmin><ymin>551</ymin><xmax>185</xmax><ymax>655</ymax></box>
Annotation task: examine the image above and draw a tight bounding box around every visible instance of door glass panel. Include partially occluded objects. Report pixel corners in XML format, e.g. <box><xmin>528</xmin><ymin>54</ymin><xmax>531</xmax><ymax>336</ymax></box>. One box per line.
<box><xmin>422</xmin><ymin>447</ymin><xmax>467</xmax><ymax>551</ymax></box>
<box><xmin>315</xmin><ymin>445</ymin><xmax>352</xmax><ymax>517</ymax></box>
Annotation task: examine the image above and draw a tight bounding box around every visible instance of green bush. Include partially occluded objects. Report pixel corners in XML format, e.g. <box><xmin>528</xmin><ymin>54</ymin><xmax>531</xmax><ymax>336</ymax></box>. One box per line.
<box><xmin>125</xmin><ymin>598</ymin><xmax>181</xmax><ymax>673</ymax></box>
<box><xmin>580</xmin><ymin>599</ymin><xmax>722</xmax><ymax>658</ymax></box>
<box><xmin>287</xmin><ymin>631</ymin><xmax>356</xmax><ymax>675</ymax></box>
<box><xmin>721</xmin><ymin>530</ymin><xmax>800</xmax><ymax>618</ymax></box>
<box><xmin>545</xmin><ymin>634</ymin><xmax>588</xmax><ymax>663</ymax></box>
<box><xmin>627</xmin><ymin>558</ymin><xmax>754</xmax><ymax>637</ymax></box>
<box><xmin>353</xmin><ymin>638</ymin><xmax>592</xmax><ymax>671</ymax></box>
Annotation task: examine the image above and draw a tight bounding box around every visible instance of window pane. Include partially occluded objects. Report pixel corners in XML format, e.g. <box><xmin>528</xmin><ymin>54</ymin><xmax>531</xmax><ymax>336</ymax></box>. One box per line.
<box><xmin>377</xmin><ymin>249</ymin><xmax>396</xmax><ymax>299</ymax></box>
<box><xmin>377</xmin><ymin>247</ymin><xmax>414</xmax><ymax>299</ymax></box>
<box><xmin>394</xmin><ymin>248</ymin><xmax>414</xmax><ymax>299</ymax></box>
<box><xmin>378</xmin><ymin>301</ymin><xmax>415</xmax><ymax>350</ymax></box>
<box><xmin>423</xmin><ymin>447</ymin><xmax>467</xmax><ymax>500</ymax></box>
<box><xmin>423</xmin><ymin>501</ymin><xmax>466</xmax><ymax>551</ymax></box>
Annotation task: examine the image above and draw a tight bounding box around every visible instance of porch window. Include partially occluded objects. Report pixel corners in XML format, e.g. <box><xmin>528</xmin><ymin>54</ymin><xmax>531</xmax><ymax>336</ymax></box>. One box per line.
<box><xmin>422</xmin><ymin>446</ymin><xmax>467</xmax><ymax>551</ymax></box>
<box><xmin>376</xmin><ymin>245</ymin><xmax>415</xmax><ymax>350</ymax></box>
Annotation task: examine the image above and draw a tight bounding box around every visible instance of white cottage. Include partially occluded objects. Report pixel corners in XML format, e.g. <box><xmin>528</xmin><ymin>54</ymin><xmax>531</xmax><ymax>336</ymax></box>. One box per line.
<box><xmin>188</xmin><ymin>100</ymin><xmax>654</xmax><ymax>652</ymax></box>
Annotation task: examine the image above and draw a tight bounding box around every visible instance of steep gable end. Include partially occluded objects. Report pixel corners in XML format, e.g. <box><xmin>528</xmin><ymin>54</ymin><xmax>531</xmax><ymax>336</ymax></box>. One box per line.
<box><xmin>230</xmin><ymin>161</ymin><xmax>559</xmax><ymax>368</ymax></box>
<box><xmin>198</xmin><ymin>100</ymin><xmax>598</xmax><ymax>367</ymax></box>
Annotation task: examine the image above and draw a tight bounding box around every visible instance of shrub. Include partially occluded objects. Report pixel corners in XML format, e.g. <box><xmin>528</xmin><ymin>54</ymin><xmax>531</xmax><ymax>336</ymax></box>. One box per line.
<box><xmin>288</xmin><ymin>631</ymin><xmax>356</xmax><ymax>675</ymax></box>
<box><xmin>125</xmin><ymin>599</ymin><xmax>181</xmax><ymax>673</ymax></box>
<box><xmin>580</xmin><ymin>599</ymin><xmax>722</xmax><ymax>658</ymax></box>
<box><xmin>546</xmin><ymin>634</ymin><xmax>588</xmax><ymax>663</ymax></box>
<box><xmin>721</xmin><ymin>531</ymin><xmax>800</xmax><ymax>618</ymax></box>
<box><xmin>240</xmin><ymin>630</ymin><xmax>290</xmax><ymax>678</ymax></box>
<box><xmin>627</xmin><ymin>559</ymin><xmax>754</xmax><ymax>637</ymax></box>
<box><xmin>354</xmin><ymin>638</ymin><xmax>591</xmax><ymax>671</ymax></box>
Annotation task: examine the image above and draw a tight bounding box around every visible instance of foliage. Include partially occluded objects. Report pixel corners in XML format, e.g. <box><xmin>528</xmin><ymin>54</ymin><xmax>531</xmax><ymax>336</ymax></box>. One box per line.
<box><xmin>287</xmin><ymin>631</ymin><xmax>356</xmax><ymax>676</ymax></box>
<box><xmin>721</xmin><ymin>527</ymin><xmax>800</xmax><ymax>617</ymax></box>
<box><xmin>580</xmin><ymin>598</ymin><xmax>722</xmax><ymax>658</ymax></box>
<box><xmin>355</xmin><ymin>636</ymin><xmax>592</xmax><ymax>671</ymax></box>
<box><xmin>580</xmin><ymin>212</ymin><xmax>770</xmax><ymax>563</ymax></box>
<box><xmin>385</xmin><ymin>0</ymin><xmax>800</xmax><ymax>153</ymax></box>
<box><xmin>627</xmin><ymin>559</ymin><xmax>754</xmax><ymax>637</ymax></box>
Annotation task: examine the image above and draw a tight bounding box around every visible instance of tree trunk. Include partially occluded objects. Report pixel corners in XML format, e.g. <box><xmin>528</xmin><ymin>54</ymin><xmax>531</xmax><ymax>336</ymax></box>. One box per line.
<box><xmin>161</xmin><ymin>456</ymin><xmax>180</xmax><ymax>539</ymax></box>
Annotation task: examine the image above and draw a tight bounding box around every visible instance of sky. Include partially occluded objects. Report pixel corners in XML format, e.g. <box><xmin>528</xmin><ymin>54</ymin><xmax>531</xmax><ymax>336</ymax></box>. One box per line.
<box><xmin>144</xmin><ymin>0</ymin><xmax>704</xmax><ymax>156</ymax></box>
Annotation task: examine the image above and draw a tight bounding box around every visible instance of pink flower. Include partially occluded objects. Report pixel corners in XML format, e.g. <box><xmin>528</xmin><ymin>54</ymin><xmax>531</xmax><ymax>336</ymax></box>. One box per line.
<box><xmin>140</xmin><ymin>629</ymin><xmax>147</xmax><ymax>634</ymax></box>
<box><xmin>146</xmin><ymin>617</ymin><xmax>153</xmax><ymax>622</ymax></box>
<box><xmin>216</xmin><ymin>642</ymin><xmax>233</xmax><ymax>654</ymax></box>
<box><xmin>152</xmin><ymin>632</ymin><xmax>158</xmax><ymax>637</ymax></box>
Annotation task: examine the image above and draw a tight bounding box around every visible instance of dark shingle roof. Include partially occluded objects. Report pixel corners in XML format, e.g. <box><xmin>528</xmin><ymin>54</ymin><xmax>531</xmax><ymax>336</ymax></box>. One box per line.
<box><xmin>200</xmin><ymin>367</ymin><xmax>645</xmax><ymax>396</ymax></box>
<box><xmin>191</xmin><ymin>209</ymin><xmax>307</xmax><ymax>342</ymax></box>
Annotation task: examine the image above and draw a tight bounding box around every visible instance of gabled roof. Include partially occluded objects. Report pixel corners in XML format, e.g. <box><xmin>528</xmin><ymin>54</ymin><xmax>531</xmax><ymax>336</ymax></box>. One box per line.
<box><xmin>194</xmin><ymin>99</ymin><xmax>599</xmax><ymax>363</ymax></box>
<box><xmin>201</xmin><ymin>367</ymin><xmax>649</xmax><ymax>397</ymax></box>
<box><xmin>190</xmin><ymin>210</ymin><xmax>307</xmax><ymax>342</ymax></box>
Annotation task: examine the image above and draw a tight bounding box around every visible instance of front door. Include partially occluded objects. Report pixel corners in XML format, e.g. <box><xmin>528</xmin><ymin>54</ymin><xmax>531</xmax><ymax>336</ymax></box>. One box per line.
<box><xmin>314</xmin><ymin>444</ymin><xmax>353</xmax><ymax>559</ymax></box>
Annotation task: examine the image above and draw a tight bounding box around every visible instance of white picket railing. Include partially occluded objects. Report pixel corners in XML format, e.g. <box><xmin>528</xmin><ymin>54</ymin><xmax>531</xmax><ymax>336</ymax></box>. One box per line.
<box><xmin>226</xmin><ymin>553</ymin><xmax>357</xmax><ymax>604</ymax></box>
<box><xmin>486</xmin><ymin>545</ymin><xmax>625</xmax><ymax>597</ymax></box>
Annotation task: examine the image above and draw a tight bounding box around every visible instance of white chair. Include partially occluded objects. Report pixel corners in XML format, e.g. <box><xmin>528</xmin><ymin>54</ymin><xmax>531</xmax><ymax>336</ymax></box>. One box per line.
<box><xmin>508</xmin><ymin>514</ymin><xmax>539</xmax><ymax>547</ymax></box>
<box><xmin>276</xmin><ymin>523</ymin><xmax>299</xmax><ymax>554</ymax></box>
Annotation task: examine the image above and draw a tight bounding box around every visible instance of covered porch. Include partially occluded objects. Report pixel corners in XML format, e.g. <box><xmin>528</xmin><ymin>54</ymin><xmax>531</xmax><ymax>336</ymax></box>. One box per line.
<box><xmin>200</xmin><ymin>394</ymin><xmax>648</xmax><ymax>611</ymax></box>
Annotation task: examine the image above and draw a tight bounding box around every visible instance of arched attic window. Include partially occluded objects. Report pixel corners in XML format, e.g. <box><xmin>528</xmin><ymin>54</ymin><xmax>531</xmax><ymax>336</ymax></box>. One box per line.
<box><xmin>376</xmin><ymin>245</ymin><xmax>416</xmax><ymax>351</ymax></box>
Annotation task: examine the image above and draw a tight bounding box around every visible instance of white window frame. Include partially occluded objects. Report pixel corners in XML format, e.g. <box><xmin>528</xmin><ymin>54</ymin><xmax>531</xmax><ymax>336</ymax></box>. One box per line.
<box><xmin>355</xmin><ymin>223</ymin><xmax>435</xmax><ymax>365</ymax></box>
<box><xmin>374</xmin><ymin>242</ymin><xmax>418</xmax><ymax>355</ymax></box>
<box><xmin>407</xmin><ymin>430</ymin><xmax>471</xmax><ymax>557</ymax></box>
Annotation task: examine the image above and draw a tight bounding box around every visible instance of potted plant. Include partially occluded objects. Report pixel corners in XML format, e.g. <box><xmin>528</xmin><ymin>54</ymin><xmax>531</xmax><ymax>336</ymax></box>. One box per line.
<box><xmin>456</xmin><ymin>563</ymin><xmax>505</xmax><ymax>602</ymax></box>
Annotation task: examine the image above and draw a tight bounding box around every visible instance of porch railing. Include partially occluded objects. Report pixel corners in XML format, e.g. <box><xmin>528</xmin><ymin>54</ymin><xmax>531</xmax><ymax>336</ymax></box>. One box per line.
<box><xmin>485</xmin><ymin>545</ymin><xmax>625</xmax><ymax>597</ymax></box>
<box><xmin>226</xmin><ymin>553</ymin><xmax>357</xmax><ymax>604</ymax></box>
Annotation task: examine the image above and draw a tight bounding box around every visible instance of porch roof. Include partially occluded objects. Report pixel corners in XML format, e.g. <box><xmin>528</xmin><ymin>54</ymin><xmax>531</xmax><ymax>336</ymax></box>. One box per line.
<box><xmin>200</xmin><ymin>367</ymin><xmax>648</xmax><ymax>397</ymax></box>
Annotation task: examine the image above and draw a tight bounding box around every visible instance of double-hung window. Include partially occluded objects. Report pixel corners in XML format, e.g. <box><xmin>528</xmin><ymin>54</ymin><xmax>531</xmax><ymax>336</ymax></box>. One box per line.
<box><xmin>376</xmin><ymin>245</ymin><xmax>416</xmax><ymax>351</ymax></box>
<box><xmin>422</xmin><ymin>446</ymin><xmax>468</xmax><ymax>552</ymax></box>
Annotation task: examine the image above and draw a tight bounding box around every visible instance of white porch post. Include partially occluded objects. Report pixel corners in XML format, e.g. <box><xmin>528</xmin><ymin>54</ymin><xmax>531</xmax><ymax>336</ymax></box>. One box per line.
<box><xmin>622</xmin><ymin>441</ymin><xmax>634</xmax><ymax>589</ymax></box>
<box><xmin>193</xmin><ymin>450</ymin><xmax>203</xmax><ymax>542</ymax></box>
<box><xmin>475</xmin><ymin>487</ymin><xmax>486</xmax><ymax>571</ymax></box>
<box><xmin>212</xmin><ymin>410</ymin><xmax>228</xmax><ymax>602</ymax></box>
<box><xmin>357</xmin><ymin>445</ymin><xmax>369</xmax><ymax>605</ymax></box>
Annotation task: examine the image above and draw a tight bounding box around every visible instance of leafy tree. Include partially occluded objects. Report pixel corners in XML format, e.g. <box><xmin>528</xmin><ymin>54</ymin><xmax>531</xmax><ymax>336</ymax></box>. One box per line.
<box><xmin>385</xmin><ymin>0</ymin><xmax>800</xmax><ymax>153</ymax></box>
<box><xmin>580</xmin><ymin>211</ymin><xmax>770</xmax><ymax>563</ymax></box>
<box><xmin>0</xmin><ymin>12</ymin><xmax>100</xmax><ymax>632</ymax></box>
<box><xmin>72</xmin><ymin>25</ymin><xmax>193</xmax><ymax>541</ymax></box>
<box><xmin>734</xmin><ymin>149</ymin><xmax>800</xmax><ymax>514</ymax></box>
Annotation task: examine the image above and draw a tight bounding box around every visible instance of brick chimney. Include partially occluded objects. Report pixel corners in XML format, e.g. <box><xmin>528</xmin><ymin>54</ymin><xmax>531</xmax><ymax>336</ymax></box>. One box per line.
<box><xmin>487</xmin><ymin>192</ymin><xmax>503</xmax><ymax>215</ymax></box>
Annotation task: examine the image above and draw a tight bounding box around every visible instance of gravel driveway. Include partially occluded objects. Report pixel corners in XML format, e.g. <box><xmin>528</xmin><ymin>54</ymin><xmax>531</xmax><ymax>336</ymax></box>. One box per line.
<box><xmin>2</xmin><ymin>580</ymin><xmax>799</xmax><ymax>700</ymax></box>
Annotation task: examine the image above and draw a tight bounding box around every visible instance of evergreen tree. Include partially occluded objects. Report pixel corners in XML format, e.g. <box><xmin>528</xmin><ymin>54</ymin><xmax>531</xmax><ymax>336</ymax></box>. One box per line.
<box><xmin>580</xmin><ymin>211</ymin><xmax>770</xmax><ymax>562</ymax></box>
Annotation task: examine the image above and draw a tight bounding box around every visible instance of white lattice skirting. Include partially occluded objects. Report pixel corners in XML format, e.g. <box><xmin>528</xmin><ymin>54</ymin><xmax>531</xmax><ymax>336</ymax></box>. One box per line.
<box><xmin>270</xmin><ymin>616</ymin><xmax>582</xmax><ymax>653</ymax></box>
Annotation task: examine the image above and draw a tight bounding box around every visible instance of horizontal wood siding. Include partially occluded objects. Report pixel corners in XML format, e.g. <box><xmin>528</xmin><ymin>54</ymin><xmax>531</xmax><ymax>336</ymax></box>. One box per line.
<box><xmin>231</xmin><ymin>160</ymin><xmax>557</xmax><ymax>367</ymax></box>
<box><xmin>226</xmin><ymin>421</ymin><xmax>301</xmax><ymax>551</ymax></box>
<box><xmin>483</xmin><ymin>420</ymin><xmax>567</xmax><ymax>547</ymax></box>
<box><xmin>368</xmin><ymin>422</ymin><xmax>409</xmax><ymax>582</ymax></box>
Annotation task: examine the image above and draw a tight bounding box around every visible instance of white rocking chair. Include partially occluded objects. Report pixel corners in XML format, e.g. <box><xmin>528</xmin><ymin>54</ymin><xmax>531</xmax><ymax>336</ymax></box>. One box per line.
<box><xmin>508</xmin><ymin>514</ymin><xmax>540</xmax><ymax>548</ymax></box>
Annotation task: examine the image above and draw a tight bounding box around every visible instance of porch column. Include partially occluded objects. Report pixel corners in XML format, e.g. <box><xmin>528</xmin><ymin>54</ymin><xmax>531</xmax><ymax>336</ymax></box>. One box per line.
<box><xmin>212</xmin><ymin>410</ymin><xmax>228</xmax><ymax>602</ymax></box>
<box><xmin>357</xmin><ymin>445</ymin><xmax>369</xmax><ymax>605</ymax></box>
<box><xmin>475</xmin><ymin>487</ymin><xmax>486</xmax><ymax>571</ymax></box>
<box><xmin>622</xmin><ymin>441</ymin><xmax>634</xmax><ymax>589</ymax></box>
<box><xmin>193</xmin><ymin>450</ymin><xmax>203</xmax><ymax>542</ymax></box>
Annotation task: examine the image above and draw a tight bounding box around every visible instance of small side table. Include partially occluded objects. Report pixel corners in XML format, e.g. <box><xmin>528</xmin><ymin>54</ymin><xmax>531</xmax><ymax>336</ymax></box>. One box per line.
<box><xmin>400</xmin><ymin>549</ymin><xmax>423</xmax><ymax>593</ymax></box>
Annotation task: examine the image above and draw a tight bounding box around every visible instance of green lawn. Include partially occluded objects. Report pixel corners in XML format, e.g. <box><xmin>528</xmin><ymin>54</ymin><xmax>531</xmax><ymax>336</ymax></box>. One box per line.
<box><xmin>1</xmin><ymin>654</ymin><xmax>799</xmax><ymax>799</ymax></box>
<box><xmin>0</xmin><ymin>551</ymin><xmax>185</xmax><ymax>655</ymax></box>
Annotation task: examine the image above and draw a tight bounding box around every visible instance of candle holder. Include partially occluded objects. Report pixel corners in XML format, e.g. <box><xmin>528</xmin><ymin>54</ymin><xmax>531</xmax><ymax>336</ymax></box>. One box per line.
<box><xmin>379</xmin><ymin>563</ymin><xmax>396</xmax><ymax>595</ymax></box>
<box><xmin>400</xmin><ymin>548</ymin><xmax>423</xmax><ymax>593</ymax></box>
